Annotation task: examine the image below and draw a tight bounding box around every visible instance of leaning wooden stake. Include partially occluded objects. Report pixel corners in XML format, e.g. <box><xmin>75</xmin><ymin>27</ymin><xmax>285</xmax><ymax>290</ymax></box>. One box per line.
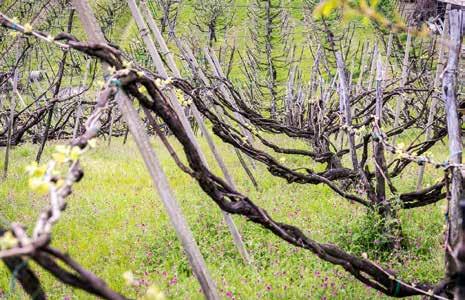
<box><xmin>117</xmin><ymin>93</ymin><xmax>220</xmax><ymax>300</ymax></box>
<box><xmin>366</xmin><ymin>42</ymin><xmax>378</xmax><ymax>91</ymax></box>
<box><xmin>72</xmin><ymin>1</ymin><xmax>220</xmax><ymax>298</ymax></box>
<box><xmin>127</xmin><ymin>0</ymin><xmax>251</xmax><ymax>264</ymax></box>
<box><xmin>356</xmin><ymin>40</ymin><xmax>369</xmax><ymax>94</ymax></box>
<box><xmin>392</xmin><ymin>27</ymin><xmax>412</xmax><ymax>145</ymax></box>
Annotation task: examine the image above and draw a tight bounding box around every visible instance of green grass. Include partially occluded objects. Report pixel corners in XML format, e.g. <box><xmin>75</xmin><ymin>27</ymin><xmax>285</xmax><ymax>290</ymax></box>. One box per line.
<box><xmin>0</xmin><ymin>130</ymin><xmax>448</xmax><ymax>299</ymax></box>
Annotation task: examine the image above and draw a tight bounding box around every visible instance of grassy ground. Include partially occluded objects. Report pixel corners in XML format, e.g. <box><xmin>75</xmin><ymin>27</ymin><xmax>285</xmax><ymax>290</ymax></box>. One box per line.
<box><xmin>0</xmin><ymin>129</ymin><xmax>448</xmax><ymax>299</ymax></box>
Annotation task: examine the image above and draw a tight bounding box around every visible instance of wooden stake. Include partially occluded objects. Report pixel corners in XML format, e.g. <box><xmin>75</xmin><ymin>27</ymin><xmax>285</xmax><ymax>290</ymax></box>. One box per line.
<box><xmin>374</xmin><ymin>54</ymin><xmax>387</xmax><ymax>206</ymax></box>
<box><xmin>117</xmin><ymin>93</ymin><xmax>220</xmax><ymax>300</ymax></box>
<box><xmin>416</xmin><ymin>6</ymin><xmax>451</xmax><ymax>190</ymax></box>
<box><xmin>392</xmin><ymin>28</ymin><xmax>412</xmax><ymax>145</ymax></box>
<box><xmin>443</xmin><ymin>7</ymin><xmax>464</xmax><ymax>288</ymax></box>
<box><xmin>3</xmin><ymin>47</ymin><xmax>20</xmax><ymax>179</ymax></box>
<box><xmin>356</xmin><ymin>40</ymin><xmax>369</xmax><ymax>94</ymax></box>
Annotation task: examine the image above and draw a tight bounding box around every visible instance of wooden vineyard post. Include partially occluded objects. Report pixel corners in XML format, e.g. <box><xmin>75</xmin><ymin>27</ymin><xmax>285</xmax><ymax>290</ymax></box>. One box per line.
<box><xmin>71</xmin><ymin>1</ymin><xmax>220</xmax><ymax>298</ymax></box>
<box><xmin>366</xmin><ymin>42</ymin><xmax>378</xmax><ymax>91</ymax></box>
<box><xmin>442</xmin><ymin>5</ymin><xmax>465</xmax><ymax>297</ymax></box>
<box><xmin>416</xmin><ymin>5</ymin><xmax>451</xmax><ymax>190</ymax></box>
<box><xmin>356</xmin><ymin>40</ymin><xmax>369</xmax><ymax>94</ymax></box>
<box><xmin>3</xmin><ymin>47</ymin><xmax>21</xmax><ymax>179</ymax></box>
<box><xmin>3</xmin><ymin>83</ymin><xmax>15</xmax><ymax>179</ymax></box>
<box><xmin>384</xmin><ymin>33</ymin><xmax>393</xmax><ymax>74</ymax></box>
<box><xmin>126</xmin><ymin>0</ymin><xmax>251</xmax><ymax>264</ymax></box>
<box><xmin>392</xmin><ymin>27</ymin><xmax>412</xmax><ymax>145</ymax></box>
<box><xmin>374</xmin><ymin>55</ymin><xmax>386</xmax><ymax>205</ymax></box>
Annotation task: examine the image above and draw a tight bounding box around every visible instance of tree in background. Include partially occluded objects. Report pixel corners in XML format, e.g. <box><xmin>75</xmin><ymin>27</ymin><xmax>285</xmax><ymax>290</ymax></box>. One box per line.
<box><xmin>150</xmin><ymin>0</ymin><xmax>182</xmax><ymax>36</ymax></box>
<box><xmin>95</xmin><ymin>0</ymin><xmax>127</xmax><ymax>41</ymax></box>
<box><xmin>243</xmin><ymin>0</ymin><xmax>294</xmax><ymax>120</ymax></box>
<box><xmin>191</xmin><ymin>0</ymin><xmax>235</xmax><ymax>47</ymax></box>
